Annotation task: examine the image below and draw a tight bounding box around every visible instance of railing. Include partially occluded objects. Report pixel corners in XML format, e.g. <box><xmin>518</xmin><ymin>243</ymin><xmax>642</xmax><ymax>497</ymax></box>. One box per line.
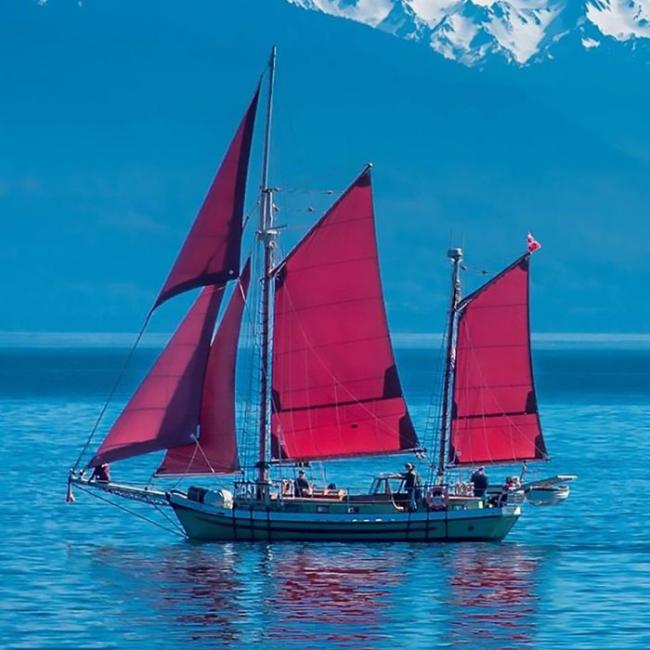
<box><xmin>234</xmin><ymin>479</ymin><xmax>350</xmax><ymax>503</ymax></box>
<box><xmin>71</xmin><ymin>475</ymin><xmax>169</xmax><ymax>507</ymax></box>
<box><xmin>233</xmin><ymin>478</ymin><xmax>525</xmax><ymax>512</ymax></box>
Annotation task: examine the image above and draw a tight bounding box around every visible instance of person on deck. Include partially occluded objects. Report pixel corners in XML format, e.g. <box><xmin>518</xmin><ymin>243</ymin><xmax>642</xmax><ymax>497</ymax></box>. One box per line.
<box><xmin>470</xmin><ymin>466</ymin><xmax>489</xmax><ymax>498</ymax></box>
<box><xmin>91</xmin><ymin>463</ymin><xmax>111</xmax><ymax>482</ymax></box>
<box><xmin>402</xmin><ymin>462</ymin><xmax>420</xmax><ymax>512</ymax></box>
<box><xmin>497</xmin><ymin>476</ymin><xmax>520</xmax><ymax>506</ymax></box>
<box><xmin>294</xmin><ymin>470</ymin><xmax>311</xmax><ymax>497</ymax></box>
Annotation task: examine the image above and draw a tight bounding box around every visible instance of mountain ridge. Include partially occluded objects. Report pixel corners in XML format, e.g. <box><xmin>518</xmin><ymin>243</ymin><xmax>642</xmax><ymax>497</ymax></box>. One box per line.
<box><xmin>287</xmin><ymin>1</ymin><xmax>650</xmax><ymax>65</ymax></box>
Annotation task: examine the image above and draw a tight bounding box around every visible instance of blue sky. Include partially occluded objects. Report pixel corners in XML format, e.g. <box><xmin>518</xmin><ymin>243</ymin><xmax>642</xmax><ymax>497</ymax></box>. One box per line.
<box><xmin>2</xmin><ymin>0</ymin><xmax>650</xmax><ymax>335</ymax></box>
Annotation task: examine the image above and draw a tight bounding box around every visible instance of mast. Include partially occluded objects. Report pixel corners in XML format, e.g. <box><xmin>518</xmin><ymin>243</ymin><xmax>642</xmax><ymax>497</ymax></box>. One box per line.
<box><xmin>437</xmin><ymin>247</ymin><xmax>463</xmax><ymax>481</ymax></box>
<box><xmin>257</xmin><ymin>46</ymin><xmax>277</xmax><ymax>489</ymax></box>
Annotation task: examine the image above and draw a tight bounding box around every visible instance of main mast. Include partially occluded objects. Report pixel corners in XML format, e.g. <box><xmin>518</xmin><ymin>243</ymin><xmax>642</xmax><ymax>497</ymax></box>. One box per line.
<box><xmin>437</xmin><ymin>247</ymin><xmax>463</xmax><ymax>481</ymax></box>
<box><xmin>257</xmin><ymin>46</ymin><xmax>277</xmax><ymax>490</ymax></box>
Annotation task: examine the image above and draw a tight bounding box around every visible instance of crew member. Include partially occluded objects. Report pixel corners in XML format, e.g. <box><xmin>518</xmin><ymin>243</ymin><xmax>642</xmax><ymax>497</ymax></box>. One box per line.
<box><xmin>91</xmin><ymin>463</ymin><xmax>111</xmax><ymax>482</ymax></box>
<box><xmin>402</xmin><ymin>462</ymin><xmax>420</xmax><ymax>512</ymax></box>
<box><xmin>294</xmin><ymin>469</ymin><xmax>310</xmax><ymax>497</ymax></box>
<box><xmin>498</xmin><ymin>476</ymin><xmax>520</xmax><ymax>506</ymax></box>
<box><xmin>470</xmin><ymin>466</ymin><xmax>489</xmax><ymax>498</ymax></box>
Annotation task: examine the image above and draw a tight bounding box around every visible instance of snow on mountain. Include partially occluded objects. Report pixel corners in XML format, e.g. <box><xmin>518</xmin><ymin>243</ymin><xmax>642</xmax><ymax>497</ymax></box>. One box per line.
<box><xmin>287</xmin><ymin>0</ymin><xmax>650</xmax><ymax>64</ymax></box>
<box><xmin>426</xmin><ymin>1</ymin><xmax>565</xmax><ymax>65</ymax></box>
<box><xmin>287</xmin><ymin>0</ymin><xmax>394</xmax><ymax>26</ymax></box>
<box><xmin>586</xmin><ymin>1</ymin><xmax>650</xmax><ymax>41</ymax></box>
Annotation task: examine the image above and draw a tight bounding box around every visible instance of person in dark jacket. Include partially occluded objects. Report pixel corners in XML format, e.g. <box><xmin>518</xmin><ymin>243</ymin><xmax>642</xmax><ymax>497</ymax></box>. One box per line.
<box><xmin>294</xmin><ymin>470</ymin><xmax>311</xmax><ymax>497</ymax></box>
<box><xmin>470</xmin><ymin>466</ymin><xmax>489</xmax><ymax>498</ymax></box>
<box><xmin>91</xmin><ymin>463</ymin><xmax>111</xmax><ymax>482</ymax></box>
<box><xmin>402</xmin><ymin>462</ymin><xmax>420</xmax><ymax>511</ymax></box>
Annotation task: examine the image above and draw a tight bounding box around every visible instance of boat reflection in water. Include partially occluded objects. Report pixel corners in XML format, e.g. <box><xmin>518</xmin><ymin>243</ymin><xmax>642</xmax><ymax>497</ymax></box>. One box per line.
<box><xmin>444</xmin><ymin>544</ymin><xmax>540</xmax><ymax>648</ymax></box>
<box><xmin>263</xmin><ymin>546</ymin><xmax>400</xmax><ymax>645</ymax></box>
<box><xmin>88</xmin><ymin>542</ymin><xmax>542</xmax><ymax>647</ymax></box>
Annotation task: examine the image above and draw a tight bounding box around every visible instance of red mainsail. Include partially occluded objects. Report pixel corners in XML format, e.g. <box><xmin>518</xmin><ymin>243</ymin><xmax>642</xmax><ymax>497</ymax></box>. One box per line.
<box><xmin>153</xmin><ymin>86</ymin><xmax>259</xmax><ymax>310</ymax></box>
<box><xmin>448</xmin><ymin>254</ymin><xmax>547</xmax><ymax>466</ymax></box>
<box><xmin>88</xmin><ymin>286</ymin><xmax>224</xmax><ymax>467</ymax></box>
<box><xmin>271</xmin><ymin>167</ymin><xmax>417</xmax><ymax>461</ymax></box>
<box><xmin>157</xmin><ymin>261</ymin><xmax>251</xmax><ymax>475</ymax></box>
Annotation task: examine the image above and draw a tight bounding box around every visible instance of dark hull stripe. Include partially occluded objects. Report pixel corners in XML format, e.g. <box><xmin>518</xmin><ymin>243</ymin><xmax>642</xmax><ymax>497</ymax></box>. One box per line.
<box><xmin>173</xmin><ymin>504</ymin><xmax>510</xmax><ymax>538</ymax></box>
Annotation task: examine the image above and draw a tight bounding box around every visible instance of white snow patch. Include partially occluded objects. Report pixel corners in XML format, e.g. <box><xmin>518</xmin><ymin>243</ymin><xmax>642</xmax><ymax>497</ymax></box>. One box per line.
<box><xmin>486</xmin><ymin>4</ymin><xmax>563</xmax><ymax>64</ymax></box>
<box><xmin>586</xmin><ymin>0</ymin><xmax>650</xmax><ymax>41</ymax></box>
<box><xmin>582</xmin><ymin>36</ymin><xmax>601</xmax><ymax>48</ymax></box>
<box><xmin>405</xmin><ymin>0</ymin><xmax>458</xmax><ymax>26</ymax></box>
<box><xmin>288</xmin><ymin>0</ymin><xmax>394</xmax><ymax>27</ymax></box>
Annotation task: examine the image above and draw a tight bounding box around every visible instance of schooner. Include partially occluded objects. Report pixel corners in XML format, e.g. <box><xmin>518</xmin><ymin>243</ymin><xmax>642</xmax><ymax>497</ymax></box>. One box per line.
<box><xmin>68</xmin><ymin>49</ymin><xmax>574</xmax><ymax>542</ymax></box>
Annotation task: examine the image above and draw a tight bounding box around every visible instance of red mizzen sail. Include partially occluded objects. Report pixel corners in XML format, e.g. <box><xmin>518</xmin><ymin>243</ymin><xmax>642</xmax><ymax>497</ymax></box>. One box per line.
<box><xmin>157</xmin><ymin>261</ymin><xmax>251</xmax><ymax>475</ymax></box>
<box><xmin>153</xmin><ymin>87</ymin><xmax>259</xmax><ymax>310</ymax></box>
<box><xmin>88</xmin><ymin>286</ymin><xmax>224</xmax><ymax>468</ymax></box>
<box><xmin>448</xmin><ymin>254</ymin><xmax>547</xmax><ymax>466</ymax></box>
<box><xmin>271</xmin><ymin>167</ymin><xmax>417</xmax><ymax>461</ymax></box>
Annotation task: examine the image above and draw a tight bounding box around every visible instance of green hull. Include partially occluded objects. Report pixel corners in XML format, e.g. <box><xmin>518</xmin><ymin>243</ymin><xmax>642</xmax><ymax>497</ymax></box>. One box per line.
<box><xmin>170</xmin><ymin>495</ymin><xmax>520</xmax><ymax>543</ymax></box>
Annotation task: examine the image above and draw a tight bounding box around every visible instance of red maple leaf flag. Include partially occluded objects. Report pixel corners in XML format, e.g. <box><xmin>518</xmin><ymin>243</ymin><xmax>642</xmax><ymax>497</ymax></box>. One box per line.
<box><xmin>527</xmin><ymin>232</ymin><xmax>542</xmax><ymax>253</ymax></box>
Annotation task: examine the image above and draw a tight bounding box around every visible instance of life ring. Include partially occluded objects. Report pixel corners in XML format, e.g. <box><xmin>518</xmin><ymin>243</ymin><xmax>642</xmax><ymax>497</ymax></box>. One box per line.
<box><xmin>426</xmin><ymin>487</ymin><xmax>448</xmax><ymax>511</ymax></box>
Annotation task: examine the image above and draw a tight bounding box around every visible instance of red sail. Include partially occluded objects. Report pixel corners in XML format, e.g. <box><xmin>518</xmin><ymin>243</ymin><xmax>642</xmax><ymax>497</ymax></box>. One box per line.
<box><xmin>448</xmin><ymin>254</ymin><xmax>547</xmax><ymax>466</ymax></box>
<box><xmin>271</xmin><ymin>167</ymin><xmax>418</xmax><ymax>461</ymax></box>
<box><xmin>88</xmin><ymin>286</ymin><xmax>224</xmax><ymax>467</ymax></box>
<box><xmin>153</xmin><ymin>86</ymin><xmax>259</xmax><ymax>310</ymax></box>
<box><xmin>157</xmin><ymin>261</ymin><xmax>251</xmax><ymax>475</ymax></box>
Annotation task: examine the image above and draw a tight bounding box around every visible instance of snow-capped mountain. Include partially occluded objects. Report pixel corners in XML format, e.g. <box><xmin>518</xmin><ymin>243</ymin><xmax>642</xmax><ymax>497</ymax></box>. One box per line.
<box><xmin>287</xmin><ymin>1</ymin><xmax>650</xmax><ymax>65</ymax></box>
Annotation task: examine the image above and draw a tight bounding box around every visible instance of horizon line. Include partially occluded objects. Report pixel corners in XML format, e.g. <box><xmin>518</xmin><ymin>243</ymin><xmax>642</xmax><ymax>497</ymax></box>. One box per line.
<box><xmin>1</xmin><ymin>331</ymin><xmax>650</xmax><ymax>349</ymax></box>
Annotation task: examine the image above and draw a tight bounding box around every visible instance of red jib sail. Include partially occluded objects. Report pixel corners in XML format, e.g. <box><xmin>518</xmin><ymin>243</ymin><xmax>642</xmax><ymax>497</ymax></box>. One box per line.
<box><xmin>153</xmin><ymin>86</ymin><xmax>259</xmax><ymax>310</ymax></box>
<box><xmin>157</xmin><ymin>261</ymin><xmax>251</xmax><ymax>475</ymax></box>
<box><xmin>448</xmin><ymin>254</ymin><xmax>547</xmax><ymax>466</ymax></box>
<box><xmin>88</xmin><ymin>286</ymin><xmax>224</xmax><ymax>468</ymax></box>
<box><xmin>271</xmin><ymin>167</ymin><xmax>418</xmax><ymax>461</ymax></box>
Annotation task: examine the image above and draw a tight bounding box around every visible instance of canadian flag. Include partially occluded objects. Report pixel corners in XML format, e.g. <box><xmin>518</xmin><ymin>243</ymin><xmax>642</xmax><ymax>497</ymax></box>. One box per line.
<box><xmin>527</xmin><ymin>232</ymin><xmax>541</xmax><ymax>253</ymax></box>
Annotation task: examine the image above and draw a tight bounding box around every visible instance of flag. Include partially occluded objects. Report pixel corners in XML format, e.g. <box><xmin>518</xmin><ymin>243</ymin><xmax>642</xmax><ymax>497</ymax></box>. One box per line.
<box><xmin>527</xmin><ymin>232</ymin><xmax>541</xmax><ymax>253</ymax></box>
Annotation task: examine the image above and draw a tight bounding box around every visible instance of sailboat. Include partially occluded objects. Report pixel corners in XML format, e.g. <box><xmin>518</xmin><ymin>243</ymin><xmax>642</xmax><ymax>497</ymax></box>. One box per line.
<box><xmin>68</xmin><ymin>49</ymin><xmax>574</xmax><ymax>542</ymax></box>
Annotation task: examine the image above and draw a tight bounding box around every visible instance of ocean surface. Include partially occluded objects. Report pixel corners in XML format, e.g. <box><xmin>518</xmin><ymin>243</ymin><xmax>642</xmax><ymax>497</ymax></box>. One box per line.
<box><xmin>1</xmin><ymin>342</ymin><xmax>650</xmax><ymax>648</ymax></box>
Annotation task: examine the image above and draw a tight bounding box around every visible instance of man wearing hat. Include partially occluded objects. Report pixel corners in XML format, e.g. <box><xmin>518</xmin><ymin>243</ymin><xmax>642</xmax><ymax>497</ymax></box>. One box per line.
<box><xmin>294</xmin><ymin>469</ymin><xmax>311</xmax><ymax>497</ymax></box>
<box><xmin>470</xmin><ymin>466</ymin><xmax>489</xmax><ymax>498</ymax></box>
<box><xmin>402</xmin><ymin>462</ymin><xmax>420</xmax><ymax>512</ymax></box>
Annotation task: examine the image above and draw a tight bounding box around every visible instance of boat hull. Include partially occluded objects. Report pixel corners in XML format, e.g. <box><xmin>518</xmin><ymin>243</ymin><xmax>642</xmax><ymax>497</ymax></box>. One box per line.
<box><xmin>169</xmin><ymin>493</ymin><xmax>520</xmax><ymax>543</ymax></box>
<box><xmin>526</xmin><ymin>485</ymin><xmax>570</xmax><ymax>506</ymax></box>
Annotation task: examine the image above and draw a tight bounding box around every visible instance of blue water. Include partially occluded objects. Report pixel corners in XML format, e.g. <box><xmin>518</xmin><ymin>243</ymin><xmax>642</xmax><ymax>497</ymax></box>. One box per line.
<box><xmin>2</xmin><ymin>344</ymin><xmax>650</xmax><ymax>648</ymax></box>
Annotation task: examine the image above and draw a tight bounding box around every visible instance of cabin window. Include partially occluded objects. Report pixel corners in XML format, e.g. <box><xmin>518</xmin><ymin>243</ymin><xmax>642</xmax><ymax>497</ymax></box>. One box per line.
<box><xmin>316</xmin><ymin>505</ymin><xmax>330</xmax><ymax>514</ymax></box>
<box><xmin>347</xmin><ymin>506</ymin><xmax>359</xmax><ymax>514</ymax></box>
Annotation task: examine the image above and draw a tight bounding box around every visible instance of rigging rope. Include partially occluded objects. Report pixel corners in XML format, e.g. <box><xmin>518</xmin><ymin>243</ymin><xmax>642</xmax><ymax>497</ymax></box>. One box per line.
<box><xmin>240</xmin><ymin>245</ymin><xmax>263</xmax><ymax>478</ymax></box>
<box><xmin>71</xmin><ymin>311</ymin><xmax>152</xmax><ymax>472</ymax></box>
<box><xmin>152</xmin><ymin>499</ymin><xmax>186</xmax><ymax>536</ymax></box>
<box><xmin>423</xmin><ymin>273</ymin><xmax>459</xmax><ymax>484</ymax></box>
<box><xmin>75</xmin><ymin>484</ymin><xmax>186</xmax><ymax>538</ymax></box>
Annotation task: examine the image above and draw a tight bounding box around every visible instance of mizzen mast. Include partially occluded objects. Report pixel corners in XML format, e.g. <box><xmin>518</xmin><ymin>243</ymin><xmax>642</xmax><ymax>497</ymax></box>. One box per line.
<box><xmin>257</xmin><ymin>46</ymin><xmax>277</xmax><ymax>489</ymax></box>
<box><xmin>437</xmin><ymin>247</ymin><xmax>463</xmax><ymax>481</ymax></box>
